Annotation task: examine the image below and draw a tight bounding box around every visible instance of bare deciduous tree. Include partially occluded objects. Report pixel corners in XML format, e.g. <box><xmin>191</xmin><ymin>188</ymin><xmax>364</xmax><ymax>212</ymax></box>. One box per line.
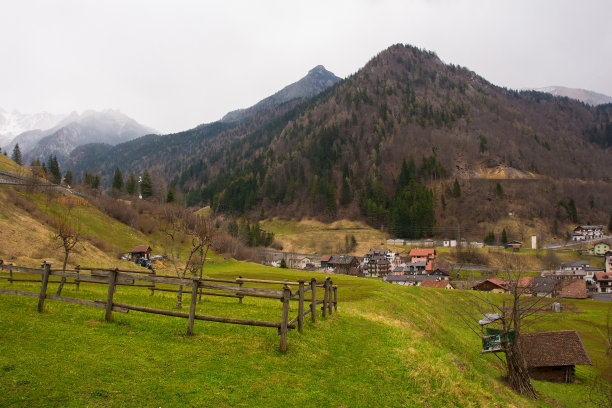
<box><xmin>53</xmin><ymin>208</ymin><xmax>81</xmax><ymax>296</ymax></box>
<box><xmin>160</xmin><ymin>205</ymin><xmax>214</xmax><ymax>308</ymax></box>
<box><xmin>457</xmin><ymin>252</ymin><xmax>559</xmax><ymax>399</ymax></box>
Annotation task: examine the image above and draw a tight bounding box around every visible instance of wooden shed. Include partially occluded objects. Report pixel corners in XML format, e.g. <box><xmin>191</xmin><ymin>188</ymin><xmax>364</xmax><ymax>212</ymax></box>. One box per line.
<box><xmin>130</xmin><ymin>245</ymin><xmax>152</xmax><ymax>261</ymax></box>
<box><xmin>520</xmin><ymin>330</ymin><xmax>592</xmax><ymax>383</ymax></box>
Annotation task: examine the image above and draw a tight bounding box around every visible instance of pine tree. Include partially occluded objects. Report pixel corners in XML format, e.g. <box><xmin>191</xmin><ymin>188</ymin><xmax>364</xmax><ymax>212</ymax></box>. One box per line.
<box><xmin>452</xmin><ymin>178</ymin><xmax>461</xmax><ymax>198</ymax></box>
<box><xmin>126</xmin><ymin>172</ymin><xmax>137</xmax><ymax>195</ymax></box>
<box><xmin>340</xmin><ymin>177</ymin><xmax>351</xmax><ymax>207</ymax></box>
<box><xmin>64</xmin><ymin>170</ymin><xmax>73</xmax><ymax>186</ymax></box>
<box><xmin>280</xmin><ymin>258</ymin><xmax>287</xmax><ymax>268</ymax></box>
<box><xmin>166</xmin><ymin>186</ymin><xmax>175</xmax><ymax>203</ymax></box>
<box><xmin>568</xmin><ymin>199</ymin><xmax>578</xmax><ymax>223</ymax></box>
<box><xmin>11</xmin><ymin>144</ymin><xmax>22</xmax><ymax>165</ymax></box>
<box><xmin>140</xmin><ymin>170</ymin><xmax>153</xmax><ymax>199</ymax></box>
<box><xmin>502</xmin><ymin>228</ymin><xmax>508</xmax><ymax>244</ymax></box>
<box><xmin>47</xmin><ymin>155</ymin><xmax>61</xmax><ymax>184</ymax></box>
<box><xmin>112</xmin><ymin>168</ymin><xmax>124</xmax><ymax>191</ymax></box>
<box><xmin>92</xmin><ymin>174</ymin><xmax>100</xmax><ymax>190</ymax></box>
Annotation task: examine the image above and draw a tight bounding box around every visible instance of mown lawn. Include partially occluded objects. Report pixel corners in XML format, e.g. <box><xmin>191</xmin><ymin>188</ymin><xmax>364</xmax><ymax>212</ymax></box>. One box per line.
<box><xmin>0</xmin><ymin>260</ymin><xmax>609</xmax><ymax>407</ymax></box>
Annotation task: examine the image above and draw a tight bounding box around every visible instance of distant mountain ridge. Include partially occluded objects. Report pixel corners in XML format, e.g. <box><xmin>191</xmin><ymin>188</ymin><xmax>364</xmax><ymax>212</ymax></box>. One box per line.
<box><xmin>0</xmin><ymin>109</ymin><xmax>66</xmax><ymax>147</ymax></box>
<box><xmin>532</xmin><ymin>86</ymin><xmax>612</xmax><ymax>106</ymax></box>
<box><xmin>220</xmin><ymin>65</ymin><xmax>341</xmax><ymax>123</ymax></box>
<box><xmin>5</xmin><ymin>109</ymin><xmax>155</xmax><ymax>164</ymax></box>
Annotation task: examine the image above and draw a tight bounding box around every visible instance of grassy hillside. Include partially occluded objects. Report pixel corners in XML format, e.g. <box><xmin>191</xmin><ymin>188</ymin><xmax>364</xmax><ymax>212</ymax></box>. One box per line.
<box><xmin>0</xmin><ymin>260</ymin><xmax>609</xmax><ymax>407</ymax></box>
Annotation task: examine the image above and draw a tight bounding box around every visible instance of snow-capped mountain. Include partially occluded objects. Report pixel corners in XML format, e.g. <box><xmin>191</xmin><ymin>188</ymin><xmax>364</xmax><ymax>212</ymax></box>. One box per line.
<box><xmin>532</xmin><ymin>86</ymin><xmax>612</xmax><ymax>106</ymax></box>
<box><xmin>0</xmin><ymin>108</ymin><xmax>66</xmax><ymax>147</ymax></box>
<box><xmin>22</xmin><ymin>109</ymin><xmax>156</xmax><ymax>164</ymax></box>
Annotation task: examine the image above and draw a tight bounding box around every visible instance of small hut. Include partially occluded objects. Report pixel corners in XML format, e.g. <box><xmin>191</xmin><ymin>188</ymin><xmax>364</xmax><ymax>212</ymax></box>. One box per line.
<box><xmin>520</xmin><ymin>330</ymin><xmax>592</xmax><ymax>383</ymax></box>
<box><xmin>130</xmin><ymin>245</ymin><xmax>152</xmax><ymax>261</ymax></box>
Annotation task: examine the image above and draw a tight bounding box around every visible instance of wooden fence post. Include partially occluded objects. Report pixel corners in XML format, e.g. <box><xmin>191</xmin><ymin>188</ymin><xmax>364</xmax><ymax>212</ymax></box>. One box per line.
<box><xmin>150</xmin><ymin>268</ymin><xmax>156</xmax><ymax>296</ymax></box>
<box><xmin>328</xmin><ymin>279</ymin><xmax>333</xmax><ymax>315</ymax></box>
<box><xmin>38</xmin><ymin>262</ymin><xmax>51</xmax><ymax>313</ymax></box>
<box><xmin>105</xmin><ymin>268</ymin><xmax>118</xmax><ymax>322</ymax></box>
<box><xmin>310</xmin><ymin>278</ymin><xmax>317</xmax><ymax>324</ymax></box>
<box><xmin>238</xmin><ymin>276</ymin><xmax>244</xmax><ymax>304</ymax></box>
<box><xmin>187</xmin><ymin>279</ymin><xmax>199</xmax><ymax>335</ymax></box>
<box><xmin>297</xmin><ymin>280</ymin><xmax>305</xmax><ymax>333</ymax></box>
<box><xmin>280</xmin><ymin>285</ymin><xmax>291</xmax><ymax>352</ymax></box>
<box><xmin>75</xmin><ymin>265</ymin><xmax>80</xmax><ymax>291</ymax></box>
<box><xmin>333</xmin><ymin>285</ymin><xmax>338</xmax><ymax>312</ymax></box>
<box><xmin>9</xmin><ymin>266</ymin><xmax>13</xmax><ymax>284</ymax></box>
<box><xmin>322</xmin><ymin>277</ymin><xmax>330</xmax><ymax>318</ymax></box>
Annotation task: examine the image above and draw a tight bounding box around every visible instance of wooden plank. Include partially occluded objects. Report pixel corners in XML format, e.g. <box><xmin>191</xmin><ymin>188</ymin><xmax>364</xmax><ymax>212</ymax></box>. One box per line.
<box><xmin>150</xmin><ymin>287</ymin><xmax>241</xmax><ymax>299</ymax></box>
<box><xmin>0</xmin><ymin>265</ymin><xmax>43</xmax><ymax>274</ymax></box>
<box><xmin>111</xmin><ymin>302</ymin><xmax>294</xmax><ymax>328</ymax></box>
<box><xmin>333</xmin><ymin>286</ymin><xmax>338</xmax><ymax>312</ymax></box>
<box><xmin>0</xmin><ymin>288</ymin><xmax>39</xmax><ymax>297</ymax></box>
<box><xmin>46</xmin><ymin>294</ymin><xmax>129</xmax><ymax>313</ymax></box>
<box><xmin>116</xmin><ymin>272</ymin><xmax>194</xmax><ymax>287</ymax></box>
<box><xmin>236</xmin><ymin>278</ymin><xmax>301</xmax><ymax>286</ymax></box>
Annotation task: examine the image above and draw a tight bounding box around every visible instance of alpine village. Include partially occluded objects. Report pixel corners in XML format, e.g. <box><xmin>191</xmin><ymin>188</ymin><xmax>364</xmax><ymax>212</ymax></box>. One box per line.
<box><xmin>1</xmin><ymin>43</ymin><xmax>611</xmax><ymax>407</ymax></box>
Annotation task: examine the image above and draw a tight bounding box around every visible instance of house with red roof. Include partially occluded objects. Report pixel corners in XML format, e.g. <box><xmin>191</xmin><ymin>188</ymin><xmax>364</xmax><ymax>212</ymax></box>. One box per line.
<box><xmin>419</xmin><ymin>280</ymin><xmax>453</xmax><ymax>289</ymax></box>
<box><xmin>472</xmin><ymin>278</ymin><xmax>508</xmax><ymax>293</ymax></box>
<box><xmin>130</xmin><ymin>245</ymin><xmax>152</xmax><ymax>261</ymax></box>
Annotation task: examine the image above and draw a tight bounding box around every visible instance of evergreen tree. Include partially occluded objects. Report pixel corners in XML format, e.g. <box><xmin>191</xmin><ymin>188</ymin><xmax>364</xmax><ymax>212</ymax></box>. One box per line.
<box><xmin>441</xmin><ymin>194</ymin><xmax>446</xmax><ymax>210</ymax></box>
<box><xmin>11</xmin><ymin>144</ymin><xmax>22</xmax><ymax>165</ymax></box>
<box><xmin>83</xmin><ymin>170</ymin><xmax>94</xmax><ymax>187</ymax></box>
<box><xmin>280</xmin><ymin>258</ymin><xmax>287</xmax><ymax>268</ymax></box>
<box><xmin>47</xmin><ymin>155</ymin><xmax>61</xmax><ymax>184</ymax></box>
<box><xmin>340</xmin><ymin>177</ymin><xmax>351</xmax><ymax>207</ymax></box>
<box><xmin>452</xmin><ymin>178</ymin><xmax>461</xmax><ymax>198</ymax></box>
<box><xmin>112</xmin><ymin>168</ymin><xmax>124</xmax><ymax>191</ymax></box>
<box><xmin>166</xmin><ymin>186</ymin><xmax>175</xmax><ymax>203</ymax></box>
<box><xmin>140</xmin><ymin>170</ymin><xmax>153</xmax><ymax>199</ymax></box>
<box><xmin>501</xmin><ymin>228</ymin><xmax>508</xmax><ymax>244</ymax></box>
<box><xmin>126</xmin><ymin>172</ymin><xmax>137</xmax><ymax>195</ymax></box>
<box><xmin>495</xmin><ymin>182</ymin><xmax>504</xmax><ymax>197</ymax></box>
<box><xmin>92</xmin><ymin>174</ymin><xmax>100</xmax><ymax>190</ymax></box>
<box><xmin>64</xmin><ymin>170</ymin><xmax>73</xmax><ymax>186</ymax></box>
<box><xmin>484</xmin><ymin>231</ymin><xmax>496</xmax><ymax>245</ymax></box>
<box><xmin>568</xmin><ymin>199</ymin><xmax>578</xmax><ymax>223</ymax></box>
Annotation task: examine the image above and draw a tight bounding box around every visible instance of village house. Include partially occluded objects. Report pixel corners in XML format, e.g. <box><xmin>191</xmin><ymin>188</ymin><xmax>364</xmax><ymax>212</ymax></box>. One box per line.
<box><xmin>520</xmin><ymin>330</ymin><xmax>592</xmax><ymax>383</ymax></box>
<box><xmin>606</xmin><ymin>251</ymin><xmax>612</xmax><ymax>273</ymax></box>
<box><xmin>571</xmin><ymin>225</ymin><xmax>604</xmax><ymax>241</ymax></box>
<box><xmin>504</xmin><ymin>240</ymin><xmax>523</xmax><ymax>251</ymax></box>
<box><xmin>365</xmin><ymin>255</ymin><xmax>391</xmax><ymax>277</ymax></box>
<box><xmin>531</xmin><ymin>277</ymin><xmax>559</xmax><ymax>297</ymax></box>
<box><xmin>384</xmin><ymin>275</ymin><xmax>442</xmax><ymax>286</ymax></box>
<box><xmin>559</xmin><ymin>279</ymin><xmax>588</xmax><ymax>299</ymax></box>
<box><xmin>541</xmin><ymin>269</ymin><xmax>587</xmax><ymax>281</ymax></box>
<box><xmin>472</xmin><ymin>278</ymin><xmax>508</xmax><ymax>293</ymax></box>
<box><xmin>593</xmin><ymin>272</ymin><xmax>612</xmax><ymax>293</ymax></box>
<box><xmin>429</xmin><ymin>268</ymin><xmax>450</xmax><ymax>278</ymax></box>
<box><xmin>587</xmin><ymin>241</ymin><xmax>610</xmax><ymax>255</ymax></box>
<box><xmin>130</xmin><ymin>245</ymin><xmax>152</xmax><ymax>261</ymax></box>
<box><xmin>327</xmin><ymin>256</ymin><xmax>360</xmax><ymax>275</ymax></box>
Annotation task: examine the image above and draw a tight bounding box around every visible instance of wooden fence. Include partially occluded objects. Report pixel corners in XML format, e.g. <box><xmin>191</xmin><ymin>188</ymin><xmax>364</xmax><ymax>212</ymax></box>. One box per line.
<box><xmin>0</xmin><ymin>260</ymin><xmax>337</xmax><ymax>352</ymax></box>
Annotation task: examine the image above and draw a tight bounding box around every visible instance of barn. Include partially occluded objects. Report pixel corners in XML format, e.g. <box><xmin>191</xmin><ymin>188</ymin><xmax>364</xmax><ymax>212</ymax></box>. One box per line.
<box><xmin>130</xmin><ymin>245</ymin><xmax>152</xmax><ymax>261</ymax></box>
<box><xmin>520</xmin><ymin>330</ymin><xmax>592</xmax><ymax>383</ymax></box>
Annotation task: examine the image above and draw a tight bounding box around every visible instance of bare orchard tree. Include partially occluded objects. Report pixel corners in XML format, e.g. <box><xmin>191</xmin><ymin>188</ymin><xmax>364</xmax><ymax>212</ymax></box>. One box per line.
<box><xmin>160</xmin><ymin>205</ymin><xmax>214</xmax><ymax>308</ymax></box>
<box><xmin>52</xmin><ymin>207</ymin><xmax>81</xmax><ymax>295</ymax></box>
<box><xmin>457</xmin><ymin>252</ymin><xmax>559</xmax><ymax>399</ymax></box>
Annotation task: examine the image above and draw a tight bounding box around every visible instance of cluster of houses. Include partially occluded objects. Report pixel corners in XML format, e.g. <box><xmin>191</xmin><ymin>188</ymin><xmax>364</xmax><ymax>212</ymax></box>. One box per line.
<box><xmin>571</xmin><ymin>225</ymin><xmax>604</xmax><ymax>241</ymax></box>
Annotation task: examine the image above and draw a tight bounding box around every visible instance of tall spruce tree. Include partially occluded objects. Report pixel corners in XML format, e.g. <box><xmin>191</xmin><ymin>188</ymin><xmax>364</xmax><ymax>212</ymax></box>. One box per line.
<box><xmin>126</xmin><ymin>172</ymin><xmax>137</xmax><ymax>195</ymax></box>
<box><xmin>140</xmin><ymin>170</ymin><xmax>153</xmax><ymax>199</ymax></box>
<box><xmin>47</xmin><ymin>155</ymin><xmax>61</xmax><ymax>184</ymax></box>
<box><xmin>11</xmin><ymin>144</ymin><xmax>22</xmax><ymax>165</ymax></box>
<box><xmin>112</xmin><ymin>168</ymin><xmax>124</xmax><ymax>191</ymax></box>
<box><xmin>64</xmin><ymin>170</ymin><xmax>73</xmax><ymax>186</ymax></box>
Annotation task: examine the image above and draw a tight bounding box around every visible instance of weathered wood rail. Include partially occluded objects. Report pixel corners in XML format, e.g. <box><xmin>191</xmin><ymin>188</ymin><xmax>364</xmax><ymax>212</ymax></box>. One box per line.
<box><xmin>0</xmin><ymin>260</ymin><xmax>338</xmax><ymax>352</ymax></box>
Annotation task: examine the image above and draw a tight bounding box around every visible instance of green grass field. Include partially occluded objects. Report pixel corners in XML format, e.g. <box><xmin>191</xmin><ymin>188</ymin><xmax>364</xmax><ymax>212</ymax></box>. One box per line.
<box><xmin>0</xmin><ymin>260</ymin><xmax>609</xmax><ymax>407</ymax></box>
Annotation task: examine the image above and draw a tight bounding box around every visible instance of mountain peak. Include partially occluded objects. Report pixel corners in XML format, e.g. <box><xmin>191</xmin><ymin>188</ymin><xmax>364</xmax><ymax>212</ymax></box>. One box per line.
<box><xmin>220</xmin><ymin>65</ymin><xmax>341</xmax><ymax>123</ymax></box>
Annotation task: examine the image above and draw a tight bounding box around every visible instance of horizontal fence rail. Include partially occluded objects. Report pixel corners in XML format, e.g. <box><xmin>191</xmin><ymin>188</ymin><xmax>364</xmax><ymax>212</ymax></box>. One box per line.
<box><xmin>0</xmin><ymin>260</ymin><xmax>338</xmax><ymax>352</ymax></box>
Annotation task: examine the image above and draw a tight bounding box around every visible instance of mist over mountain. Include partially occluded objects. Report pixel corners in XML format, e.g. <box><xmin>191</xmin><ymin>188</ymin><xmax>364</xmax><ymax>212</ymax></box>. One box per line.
<box><xmin>14</xmin><ymin>110</ymin><xmax>156</xmax><ymax>164</ymax></box>
<box><xmin>0</xmin><ymin>109</ymin><xmax>66</xmax><ymax>147</ymax></box>
<box><xmin>220</xmin><ymin>65</ymin><xmax>341</xmax><ymax>123</ymax></box>
<box><xmin>532</xmin><ymin>86</ymin><xmax>612</xmax><ymax>106</ymax></box>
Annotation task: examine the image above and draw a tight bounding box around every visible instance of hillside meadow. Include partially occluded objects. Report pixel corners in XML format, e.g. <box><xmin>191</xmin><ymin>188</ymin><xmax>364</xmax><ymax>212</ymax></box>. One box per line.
<box><xmin>0</xmin><ymin>259</ymin><xmax>609</xmax><ymax>407</ymax></box>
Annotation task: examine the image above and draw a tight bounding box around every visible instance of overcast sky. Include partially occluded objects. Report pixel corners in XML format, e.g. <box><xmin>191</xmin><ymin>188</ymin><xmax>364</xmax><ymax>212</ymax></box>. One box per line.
<box><xmin>1</xmin><ymin>0</ymin><xmax>610</xmax><ymax>134</ymax></box>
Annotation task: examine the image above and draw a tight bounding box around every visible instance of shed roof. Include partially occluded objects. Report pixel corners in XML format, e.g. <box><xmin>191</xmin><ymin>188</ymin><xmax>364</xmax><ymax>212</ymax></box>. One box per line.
<box><xmin>560</xmin><ymin>279</ymin><xmax>588</xmax><ymax>299</ymax></box>
<box><xmin>320</xmin><ymin>255</ymin><xmax>332</xmax><ymax>262</ymax></box>
<box><xmin>409</xmin><ymin>248</ymin><xmax>435</xmax><ymax>257</ymax></box>
<box><xmin>520</xmin><ymin>330</ymin><xmax>592</xmax><ymax>368</ymax></box>
<box><xmin>131</xmin><ymin>245</ymin><xmax>151</xmax><ymax>253</ymax></box>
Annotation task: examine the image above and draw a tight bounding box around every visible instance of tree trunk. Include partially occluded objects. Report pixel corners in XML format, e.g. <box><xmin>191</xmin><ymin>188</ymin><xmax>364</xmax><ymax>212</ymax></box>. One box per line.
<box><xmin>505</xmin><ymin>339</ymin><xmax>537</xmax><ymax>398</ymax></box>
<box><xmin>176</xmin><ymin>285</ymin><xmax>183</xmax><ymax>308</ymax></box>
<box><xmin>56</xmin><ymin>253</ymin><xmax>69</xmax><ymax>295</ymax></box>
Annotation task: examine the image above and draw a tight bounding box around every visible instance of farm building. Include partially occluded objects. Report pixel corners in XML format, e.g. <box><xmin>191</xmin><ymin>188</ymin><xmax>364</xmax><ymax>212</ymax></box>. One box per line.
<box><xmin>520</xmin><ymin>330</ymin><xmax>592</xmax><ymax>383</ymax></box>
<box><xmin>130</xmin><ymin>245</ymin><xmax>152</xmax><ymax>261</ymax></box>
<box><xmin>472</xmin><ymin>278</ymin><xmax>508</xmax><ymax>293</ymax></box>
<box><xmin>419</xmin><ymin>280</ymin><xmax>453</xmax><ymax>289</ymax></box>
